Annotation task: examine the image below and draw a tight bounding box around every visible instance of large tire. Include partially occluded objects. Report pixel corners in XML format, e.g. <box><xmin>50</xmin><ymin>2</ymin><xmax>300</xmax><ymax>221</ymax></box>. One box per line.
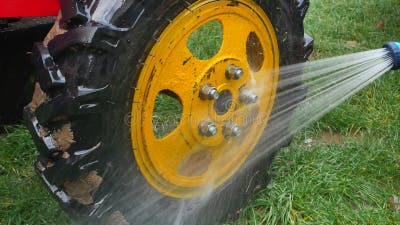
<box><xmin>25</xmin><ymin>0</ymin><xmax>309</xmax><ymax>224</ymax></box>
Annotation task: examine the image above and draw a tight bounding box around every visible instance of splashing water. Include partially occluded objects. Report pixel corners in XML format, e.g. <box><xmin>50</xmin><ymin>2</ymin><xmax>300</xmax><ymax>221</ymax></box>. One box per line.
<box><xmin>243</xmin><ymin>48</ymin><xmax>393</xmax><ymax>172</ymax></box>
<box><xmin>290</xmin><ymin>48</ymin><xmax>392</xmax><ymax>132</ymax></box>
<box><xmin>91</xmin><ymin>48</ymin><xmax>395</xmax><ymax>225</ymax></box>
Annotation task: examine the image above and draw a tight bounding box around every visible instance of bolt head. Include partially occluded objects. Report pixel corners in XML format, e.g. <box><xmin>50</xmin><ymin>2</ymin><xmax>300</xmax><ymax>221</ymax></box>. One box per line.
<box><xmin>200</xmin><ymin>84</ymin><xmax>219</xmax><ymax>100</ymax></box>
<box><xmin>223</xmin><ymin>121</ymin><xmax>241</xmax><ymax>138</ymax></box>
<box><xmin>199</xmin><ymin>121</ymin><xmax>218</xmax><ymax>137</ymax></box>
<box><xmin>208</xmin><ymin>88</ymin><xmax>220</xmax><ymax>100</ymax></box>
<box><xmin>226</xmin><ymin>64</ymin><xmax>244</xmax><ymax>80</ymax></box>
<box><xmin>207</xmin><ymin>125</ymin><xmax>218</xmax><ymax>136</ymax></box>
<box><xmin>233</xmin><ymin>68</ymin><xmax>243</xmax><ymax>80</ymax></box>
<box><xmin>239</xmin><ymin>88</ymin><xmax>258</xmax><ymax>104</ymax></box>
<box><xmin>231</xmin><ymin>125</ymin><xmax>241</xmax><ymax>137</ymax></box>
<box><xmin>247</xmin><ymin>94</ymin><xmax>258</xmax><ymax>104</ymax></box>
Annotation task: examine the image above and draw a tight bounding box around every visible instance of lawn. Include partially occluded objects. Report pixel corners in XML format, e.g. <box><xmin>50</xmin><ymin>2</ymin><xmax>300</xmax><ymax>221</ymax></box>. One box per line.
<box><xmin>1</xmin><ymin>0</ymin><xmax>399</xmax><ymax>224</ymax></box>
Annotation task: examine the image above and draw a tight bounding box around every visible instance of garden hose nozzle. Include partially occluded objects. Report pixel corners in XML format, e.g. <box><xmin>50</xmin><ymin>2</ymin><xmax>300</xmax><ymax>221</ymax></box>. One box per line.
<box><xmin>383</xmin><ymin>42</ymin><xmax>400</xmax><ymax>70</ymax></box>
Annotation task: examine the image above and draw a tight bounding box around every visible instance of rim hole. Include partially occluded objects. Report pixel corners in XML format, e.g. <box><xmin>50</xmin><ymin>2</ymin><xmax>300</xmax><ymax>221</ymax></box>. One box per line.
<box><xmin>246</xmin><ymin>32</ymin><xmax>264</xmax><ymax>72</ymax></box>
<box><xmin>152</xmin><ymin>90</ymin><xmax>183</xmax><ymax>138</ymax></box>
<box><xmin>187</xmin><ymin>20</ymin><xmax>223</xmax><ymax>60</ymax></box>
<box><xmin>213</xmin><ymin>90</ymin><xmax>233</xmax><ymax>115</ymax></box>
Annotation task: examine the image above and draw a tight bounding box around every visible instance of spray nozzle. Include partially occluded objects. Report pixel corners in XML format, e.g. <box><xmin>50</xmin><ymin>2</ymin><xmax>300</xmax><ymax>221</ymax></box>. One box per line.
<box><xmin>383</xmin><ymin>42</ymin><xmax>400</xmax><ymax>70</ymax></box>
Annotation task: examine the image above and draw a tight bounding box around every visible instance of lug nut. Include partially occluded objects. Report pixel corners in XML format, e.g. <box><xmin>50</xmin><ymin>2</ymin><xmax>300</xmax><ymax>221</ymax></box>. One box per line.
<box><xmin>239</xmin><ymin>87</ymin><xmax>258</xmax><ymax>104</ymax></box>
<box><xmin>198</xmin><ymin>121</ymin><xmax>218</xmax><ymax>137</ymax></box>
<box><xmin>200</xmin><ymin>83</ymin><xmax>219</xmax><ymax>100</ymax></box>
<box><xmin>226</xmin><ymin>64</ymin><xmax>244</xmax><ymax>80</ymax></box>
<box><xmin>222</xmin><ymin>121</ymin><xmax>241</xmax><ymax>138</ymax></box>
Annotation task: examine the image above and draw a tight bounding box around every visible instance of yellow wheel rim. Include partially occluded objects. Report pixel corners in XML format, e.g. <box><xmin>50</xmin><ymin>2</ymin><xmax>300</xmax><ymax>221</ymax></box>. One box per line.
<box><xmin>131</xmin><ymin>0</ymin><xmax>279</xmax><ymax>198</ymax></box>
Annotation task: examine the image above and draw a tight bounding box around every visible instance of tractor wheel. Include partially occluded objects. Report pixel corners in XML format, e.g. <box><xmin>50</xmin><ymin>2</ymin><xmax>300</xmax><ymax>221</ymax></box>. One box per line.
<box><xmin>25</xmin><ymin>0</ymin><xmax>309</xmax><ymax>224</ymax></box>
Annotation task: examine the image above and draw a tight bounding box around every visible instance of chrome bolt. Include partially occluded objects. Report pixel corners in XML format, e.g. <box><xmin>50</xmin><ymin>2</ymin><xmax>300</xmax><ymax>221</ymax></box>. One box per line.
<box><xmin>231</xmin><ymin>125</ymin><xmax>241</xmax><ymax>137</ymax></box>
<box><xmin>239</xmin><ymin>87</ymin><xmax>258</xmax><ymax>104</ymax></box>
<box><xmin>223</xmin><ymin>121</ymin><xmax>241</xmax><ymax>138</ymax></box>
<box><xmin>208</xmin><ymin>88</ymin><xmax>219</xmax><ymax>100</ymax></box>
<box><xmin>200</xmin><ymin>83</ymin><xmax>219</xmax><ymax>100</ymax></box>
<box><xmin>226</xmin><ymin>64</ymin><xmax>244</xmax><ymax>80</ymax></box>
<box><xmin>198</xmin><ymin>121</ymin><xmax>218</xmax><ymax>137</ymax></box>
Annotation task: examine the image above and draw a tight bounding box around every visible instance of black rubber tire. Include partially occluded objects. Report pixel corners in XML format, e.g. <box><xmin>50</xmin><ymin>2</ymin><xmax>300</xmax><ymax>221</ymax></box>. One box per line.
<box><xmin>28</xmin><ymin>1</ymin><xmax>308</xmax><ymax>224</ymax></box>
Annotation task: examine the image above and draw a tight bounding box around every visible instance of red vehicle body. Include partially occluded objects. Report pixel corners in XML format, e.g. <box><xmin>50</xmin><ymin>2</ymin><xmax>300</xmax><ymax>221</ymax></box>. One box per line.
<box><xmin>0</xmin><ymin>0</ymin><xmax>59</xmax><ymax>18</ymax></box>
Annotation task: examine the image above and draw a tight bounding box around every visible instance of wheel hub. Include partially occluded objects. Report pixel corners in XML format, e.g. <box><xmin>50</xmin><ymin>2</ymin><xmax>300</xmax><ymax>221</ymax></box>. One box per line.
<box><xmin>131</xmin><ymin>0</ymin><xmax>280</xmax><ymax>198</ymax></box>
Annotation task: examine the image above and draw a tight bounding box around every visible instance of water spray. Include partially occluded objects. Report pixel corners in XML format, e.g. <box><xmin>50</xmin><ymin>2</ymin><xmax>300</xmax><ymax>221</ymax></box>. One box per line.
<box><xmin>383</xmin><ymin>42</ymin><xmax>400</xmax><ymax>70</ymax></box>
<box><xmin>273</xmin><ymin>42</ymin><xmax>400</xmax><ymax>144</ymax></box>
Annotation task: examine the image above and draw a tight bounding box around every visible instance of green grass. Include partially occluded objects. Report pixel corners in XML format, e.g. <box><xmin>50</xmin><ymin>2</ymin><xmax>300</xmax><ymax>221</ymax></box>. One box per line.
<box><xmin>153</xmin><ymin>91</ymin><xmax>183</xmax><ymax>138</ymax></box>
<box><xmin>186</xmin><ymin>20</ymin><xmax>223</xmax><ymax>60</ymax></box>
<box><xmin>1</xmin><ymin>0</ymin><xmax>399</xmax><ymax>224</ymax></box>
<box><xmin>0</xmin><ymin>126</ymin><xmax>70</xmax><ymax>224</ymax></box>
